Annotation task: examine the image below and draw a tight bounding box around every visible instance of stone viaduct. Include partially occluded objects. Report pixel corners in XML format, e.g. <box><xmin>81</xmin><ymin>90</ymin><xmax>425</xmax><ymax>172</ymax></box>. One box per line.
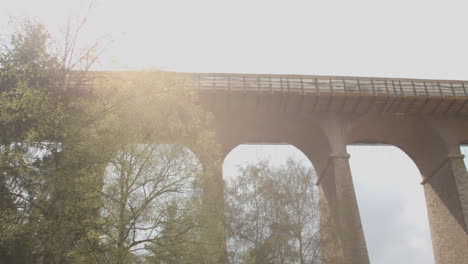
<box><xmin>87</xmin><ymin>71</ymin><xmax>468</xmax><ymax>263</ymax></box>
<box><xmin>178</xmin><ymin>73</ymin><xmax>468</xmax><ymax>264</ymax></box>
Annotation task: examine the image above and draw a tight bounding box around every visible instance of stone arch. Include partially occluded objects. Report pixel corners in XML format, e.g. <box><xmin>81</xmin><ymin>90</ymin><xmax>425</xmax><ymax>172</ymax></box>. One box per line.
<box><xmin>222</xmin><ymin>141</ymin><xmax>323</xmax><ymax>263</ymax></box>
<box><xmin>214</xmin><ymin>114</ymin><xmax>333</xmax><ymax>173</ymax></box>
<box><xmin>99</xmin><ymin>142</ymin><xmax>205</xmax><ymax>256</ymax></box>
<box><xmin>462</xmin><ymin>121</ymin><xmax>468</xmax><ymax>143</ymax></box>
<box><xmin>347</xmin><ymin>115</ymin><xmax>449</xmax><ymax>178</ymax></box>
<box><xmin>346</xmin><ymin>144</ymin><xmax>434</xmax><ymax>263</ymax></box>
<box><xmin>222</xmin><ymin>142</ymin><xmax>317</xmax><ymax>170</ymax></box>
<box><xmin>221</xmin><ymin>136</ymin><xmax>346</xmax><ymax>263</ymax></box>
<box><xmin>346</xmin><ymin>114</ymin><xmax>468</xmax><ymax>263</ymax></box>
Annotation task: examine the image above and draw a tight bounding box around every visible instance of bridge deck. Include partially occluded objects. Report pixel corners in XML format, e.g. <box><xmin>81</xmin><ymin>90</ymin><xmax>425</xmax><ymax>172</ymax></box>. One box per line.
<box><xmin>179</xmin><ymin>73</ymin><xmax>468</xmax><ymax>98</ymax></box>
<box><xmin>82</xmin><ymin>72</ymin><xmax>468</xmax><ymax>115</ymax></box>
<box><xmin>177</xmin><ymin>73</ymin><xmax>468</xmax><ymax>116</ymax></box>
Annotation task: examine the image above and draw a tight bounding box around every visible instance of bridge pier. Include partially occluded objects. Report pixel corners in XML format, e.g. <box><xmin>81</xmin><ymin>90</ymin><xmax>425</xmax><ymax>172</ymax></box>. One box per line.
<box><xmin>198</xmin><ymin>75</ymin><xmax>468</xmax><ymax>263</ymax></box>
<box><xmin>194</xmin><ymin>146</ymin><xmax>227</xmax><ymax>264</ymax></box>
<box><xmin>408</xmin><ymin>120</ymin><xmax>468</xmax><ymax>264</ymax></box>
<box><xmin>421</xmin><ymin>151</ymin><xmax>468</xmax><ymax>264</ymax></box>
<box><xmin>347</xmin><ymin>115</ymin><xmax>468</xmax><ymax>264</ymax></box>
<box><xmin>316</xmin><ymin>152</ymin><xmax>370</xmax><ymax>264</ymax></box>
<box><xmin>313</xmin><ymin>116</ymin><xmax>370</xmax><ymax>264</ymax></box>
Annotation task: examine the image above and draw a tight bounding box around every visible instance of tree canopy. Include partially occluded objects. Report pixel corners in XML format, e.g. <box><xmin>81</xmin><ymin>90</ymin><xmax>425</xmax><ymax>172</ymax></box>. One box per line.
<box><xmin>0</xmin><ymin>19</ymin><xmax>223</xmax><ymax>264</ymax></box>
<box><xmin>0</xmin><ymin>18</ymin><xmax>328</xmax><ymax>264</ymax></box>
<box><xmin>225</xmin><ymin>158</ymin><xmax>321</xmax><ymax>264</ymax></box>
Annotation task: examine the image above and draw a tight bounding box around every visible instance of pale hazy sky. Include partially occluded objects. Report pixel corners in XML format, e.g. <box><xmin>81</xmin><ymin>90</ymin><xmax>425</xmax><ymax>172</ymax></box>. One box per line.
<box><xmin>3</xmin><ymin>1</ymin><xmax>468</xmax><ymax>263</ymax></box>
<box><xmin>2</xmin><ymin>0</ymin><xmax>468</xmax><ymax>79</ymax></box>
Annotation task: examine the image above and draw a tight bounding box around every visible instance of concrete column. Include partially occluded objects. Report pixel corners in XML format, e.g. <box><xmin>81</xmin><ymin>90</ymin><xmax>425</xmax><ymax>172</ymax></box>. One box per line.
<box><xmin>317</xmin><ymin>115</ymin><xmax>370</xmax><ymax>264</ymax></box>
<box><xmin>317</xmin><ymin>158</ymin><xmax>344</xmax><ymax>264</ymax></box>
<box><xmin>422</xmin><ymin>153</ymin><xmax>468</xmax><ymax>264</ymax></box>
<box><xmin>317</xmin><ymin>153</ymin><xmax>370</xmax><ymax>264</ymax></box>
<box><xmin>450</xmin><ymin>154</ymin><xmax>468</xmax><ymax>230</ymax></box>
<box><xmin>333</xmin><ymin>153</ymin><xmax>369</xmax><ymax>264</ymax></box>
<box><xmin>196</xmin><ymin>150</ymin><xmax>226</xmax><ymax>264</ymax></box>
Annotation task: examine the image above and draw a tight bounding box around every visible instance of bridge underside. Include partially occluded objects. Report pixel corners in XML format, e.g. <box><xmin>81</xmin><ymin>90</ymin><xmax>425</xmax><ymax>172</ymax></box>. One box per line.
<box><xmin>198</xmin><ymin>85</ymin><xmax>468</xmax><ymax>264</ymax></box>
<box><xmin>200</xmin><ymin>89</ymin><xmax>468</xmax><ymax>118</ymax></box>
<box><xmin>90</xmin><ymin>71</ymin><xmax>468</xmax><ymax>264</ymax></box>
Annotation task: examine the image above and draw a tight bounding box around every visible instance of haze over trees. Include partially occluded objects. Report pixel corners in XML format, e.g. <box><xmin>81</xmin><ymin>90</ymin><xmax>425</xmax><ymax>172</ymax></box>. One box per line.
<box><xmin>225</xmin><ymin>158</ymin><xmax>321</xmax><ymax>264</ymax></box>
<box><xmin>0</xmin><ymin>18</ymin><xmax>324</xmax><ymax>264</ymax></box>
<box><xmin>0</xmin><ymin>18</ymin><xmax>223</xmax><ymax>263</ymax></box>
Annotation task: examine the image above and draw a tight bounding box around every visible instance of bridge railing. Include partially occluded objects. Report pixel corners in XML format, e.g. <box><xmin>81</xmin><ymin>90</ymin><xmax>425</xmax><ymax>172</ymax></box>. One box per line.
<box><xmin>178</xmin><ymin>73</ymin><xmax>468</xmax><ymax>98</ymax></box>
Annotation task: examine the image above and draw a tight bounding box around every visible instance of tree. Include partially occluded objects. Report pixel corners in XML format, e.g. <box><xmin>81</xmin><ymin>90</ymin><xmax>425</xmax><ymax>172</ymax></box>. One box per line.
<box><xmin>98</xmin><ymin>143</ymin><xmax>202</xmax><ymax>263</ymax></box>
<box><xmin>225</xmin><ymin>158</ymin><xmax>322</xmax><ymax>264</ymax></box>
<box><xmin>0</xmin><ymin>18</ymin><xmax>224</xmax><ymax>264</ymax></box>
<box><xmin>0</xmin><ymin>17</ymin><xmax>113</xmax><ymax>263</ymax></box>
<box><xmin>91</xmin><ymin>70</ymin><xmax>223</xmax><ymax>264</ymax></box>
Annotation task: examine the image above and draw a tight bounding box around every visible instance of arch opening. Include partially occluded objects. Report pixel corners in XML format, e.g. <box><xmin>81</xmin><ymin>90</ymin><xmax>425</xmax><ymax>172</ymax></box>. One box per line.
<box><xmin>461</xmin><ymin>144</ymin><xmax>468</xmax><ymax>168</ymax></box>
<box><xmin>223</xmin><ymin>143</ymin><xmax>321</xmax><ymax>264</ymax></box>
<box><xmin>348</xmin><ymin>144</ymin><xmax>434</xmax><ymax>264</ymax></box>
<box><xmin>101</xmin><ymin>143</ymin><xmax>203</xmax><ymax>261</ymax></box>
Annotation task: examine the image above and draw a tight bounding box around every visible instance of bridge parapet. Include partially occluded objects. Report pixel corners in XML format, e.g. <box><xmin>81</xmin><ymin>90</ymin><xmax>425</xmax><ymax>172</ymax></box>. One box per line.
<box><xmin>74</xmin><ymin>71</ymin><xmax>468</xmax><ymax>115</ymax></box>
<box><xmin>178</xmin><ymin>73</ymin><xmax>468</xmax><ymax>116</ymax></box>
<box><xmin>179</xmin><ymin>73</ymin><xmax>468</xmax><ymax>97</ymax></box>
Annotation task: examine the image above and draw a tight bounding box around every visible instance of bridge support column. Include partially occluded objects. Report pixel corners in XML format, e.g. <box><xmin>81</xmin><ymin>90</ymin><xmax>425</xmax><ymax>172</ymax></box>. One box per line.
<box><xmin>198</xmin><ymin>160</ymin><xmax>226</xmax><ymax>264</ymax></box>
<box><xmin>317</xmin><ymin>152</ymin><xmax>370</xmax><ymax>264</ymax></box>
<box><xmin>316</xmin><ymin>115</ymin><xmax>369</xmax><ymax>264</ymax></box>
<box><xmin>422</xmin><ymin>151</ymin><xmax>468</xmax><ymax>264</ymax></box>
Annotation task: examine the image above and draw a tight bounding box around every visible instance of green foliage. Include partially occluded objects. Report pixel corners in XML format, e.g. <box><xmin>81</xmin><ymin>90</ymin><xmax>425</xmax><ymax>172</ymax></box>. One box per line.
<box><xmin>225</xmin><ymin>158</ymin><xmax>321</xmax><ymax>264</ymax></box>
<box><xmin>0</xmin><ymin>20</ymin><xmax>60</xmax><ymax>93</ymax></box>
<box><xmin>0</xmin><ymin>19</ymin><xmax>223</xmax><ymax>264</ymax></box>
<box><xmin>0</xmin><ymin>18</ymin><xmax>335</xmax><ymax>264</ymax></box>
<box><xmin>98</xmin><ymin>143</ymin><xmax>203</xmax><ymax>263</ymax></box>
